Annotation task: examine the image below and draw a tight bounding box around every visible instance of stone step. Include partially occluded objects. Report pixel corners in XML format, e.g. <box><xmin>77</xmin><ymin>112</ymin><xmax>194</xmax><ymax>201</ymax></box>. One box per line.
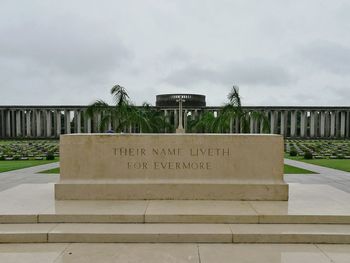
<box><xmin>2</xmin><ymin>212</ymin><xmax>350</xmax><ymax>224</ymax></box>
<box><xmin>1</xmin><ymin>223</ymin><xmax>350</xmax><ymax>244</ymax></box>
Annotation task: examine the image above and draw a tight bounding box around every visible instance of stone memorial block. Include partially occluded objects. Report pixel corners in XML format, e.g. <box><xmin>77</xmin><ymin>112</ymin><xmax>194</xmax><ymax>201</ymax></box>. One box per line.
<box><xmin>55</xmin><ymin>134</ymin><xmax>288</xmax><ymax>200</ymax></box>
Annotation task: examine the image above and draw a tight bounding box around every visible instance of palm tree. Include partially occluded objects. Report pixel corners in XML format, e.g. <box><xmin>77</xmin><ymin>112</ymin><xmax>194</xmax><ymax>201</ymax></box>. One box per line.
<box><xmin>86</xmin><ymin>85</ymin><xmax>135</xmax><ymax>132</ymax></box>
<box><xmin>86</xmin><ymin>85</ymin><xmax>170</xmax><ymax>133</ymax></box>
<box><xmin>213</xmin><ymin>85</ymin><xmax>270</xmax><ymax>133</ymax></box>
<box><xmin>191</xmin><ymin>111</ymin><xmax>216</xmax><ymax>133</ymax></box>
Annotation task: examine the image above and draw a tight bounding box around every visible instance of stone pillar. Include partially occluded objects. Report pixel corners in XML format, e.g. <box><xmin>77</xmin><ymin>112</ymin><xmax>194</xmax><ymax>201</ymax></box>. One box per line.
<box><xmin>108</xmin><ymin>119</ymin><xmax>112</xmax><ymax>131</ymax></box>
<box><xmin>56</xmin><ymin>111</ymin><xmax>61</xmax><ymax>137</ymax></box>
<box><xmin>10</xmin><ymin>110</ymin><xmax>15</xmax><ymax>138</ymax></box>
<box><xmin>310</xmin><ymin>111</ymin><xmax>316</xmax><ymax>138</ymax></box>
<box><xmin>300</xmin><ymin>111</ymin><xmax>306</xmax><ymax>138</ymax></box>
<box><xmin>0</xmin><ymin>110</ymin><xmax>4</xmax><ymax>138</ymax></box>
<box><xmin>347</xmin><ymin>111</ymin><xmax>350</xmax><ymax>138</ymax></box>
<box><xmin>335</xmin><ymin>111</ymin><xmax>340</xmax><ymax>138</ymax></box>
<box><xmin>280</xmin><ymin>111</ymin><xmax>286</xmax><ymax>136</ymax></box>
<box><xmin>340</xmin><ymin>111</ymin><xmax>346</xmax><ymax>137</ymax></box>
<box><xmin>270</xmin><ymin>111</ymin><xmax>276</xmax><ymax>134</ymax></box>
<box><xmin>6</xmin><ymin>110</ymin><xmax>11</xmax><ymax>137</ymax></box>
<box><xmin>85</xmin><ymin>112</ymin><xmax>92</xmax><ymax>133</ymax></box>
<box><xmin>76</xmin><ymin>110</ymin><xmax>82</xmax><ymax>133</ymax></box>
<box><xmin>330</xmin><ymin>112</ymin><xmax>336</xmax><ymax>137</ymax></box>
<box><xmin>174</xmin><ymin>109</ymin><xmax>178</xmax><ymax>130</ymax></box>
<box><xmin>21</xmin><ymin>110</ymin><xmax>25</xmax><ymax>136</ymax></box>
<box><xmin>320</xmin><ymin>111</ymin><xmax>326</xmax><ymax>138</ymax></box>
<box><xmin>16</xmin><ymin>110</ymin><xmax>21</xmax><ymax>137</ymax></box>
<box><xmin>97</xmin><ymin>113</ymin><xmax>101</xmax><ymax>132</ymax></box>
<box><xmin>290</xmin><ymin>111</ymin><xmax>296</xmax><ymax>137</ymax></box>
<box><xmin>46</xmin><ymin>110</ymin><xmax>52</xmax><ymax>137</ymax></box>
<box><xmin>35</xmin><ymin>110</ymin><xmax>41</xmax><ymax>137</ymax></box>
<box><xmin>250</xmin><ymin>115</ymin><xmax>255</xmax><ymax>134</ymax></box>
<box><xmin>164</xmin><ymin>110</ymin><xmax>168</xmax><ymax>133</ymax></box>
<box><xmin>26</xmin><ymin>111</ymin><xmax>31</xmax><ymax>137</ymax></box>
<box><xmin>65</xmin><ymin>110</ymin><xmax>71</xmax><ymax>134</ymax></box>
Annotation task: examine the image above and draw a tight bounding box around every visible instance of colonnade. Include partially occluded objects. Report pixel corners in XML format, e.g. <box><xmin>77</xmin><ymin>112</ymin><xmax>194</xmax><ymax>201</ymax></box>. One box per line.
<box><xmin>0</xmin><ymin>107</ymin><xmax>95</xmax><ymax>138</ymax></box>
<box><xmin>0</xmin><ymin>106</ymin><xmax>350</xmax><ymax>138</ymax></box>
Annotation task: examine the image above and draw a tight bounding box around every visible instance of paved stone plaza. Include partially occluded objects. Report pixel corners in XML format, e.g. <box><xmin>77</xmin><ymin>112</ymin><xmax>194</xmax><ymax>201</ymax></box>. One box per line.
<box><xmin>0</xmin><ymin>159</ymin><xmax>350</xmax><ymax>261</ymax></box>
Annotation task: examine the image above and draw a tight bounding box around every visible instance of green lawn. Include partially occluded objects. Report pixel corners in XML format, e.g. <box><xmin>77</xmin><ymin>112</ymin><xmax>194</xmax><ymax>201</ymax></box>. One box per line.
<box><xmin>41</xmin><ymin>165</ymin><xmax>313</xmax><ymax>175</ymax></box>
<box><xmin>39</xmin><ymin>167</ymin><xmax>60</xmax><ymax>174</ymax></box>
<box><xmin>284</xmin><ymin>164</ymin><xmax>315</xmax><ymax>174</ymax></box>
<box><xmin>286</xmin><ymin>155</ymin><xmax>350</xmax><ymax>172</ymax></box>
<box><xmin>0</xmin><ymin>159</ymin><xmax>59</xmax><ymax>173</ymax></box>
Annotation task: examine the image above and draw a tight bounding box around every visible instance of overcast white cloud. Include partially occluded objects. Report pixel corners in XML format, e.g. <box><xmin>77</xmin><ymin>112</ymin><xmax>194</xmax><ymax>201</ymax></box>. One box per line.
<box><xmin>0</xmin><ymin>0</ymin><xmax>349</xmax><ymax>106</ymax></box>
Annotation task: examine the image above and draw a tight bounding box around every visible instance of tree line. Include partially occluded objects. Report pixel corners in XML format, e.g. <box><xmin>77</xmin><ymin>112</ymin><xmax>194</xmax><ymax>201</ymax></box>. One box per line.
<box><xmin>86</xmin><ymin>84</ymin><xmax>270</xmax><ymax>133</ymax></box>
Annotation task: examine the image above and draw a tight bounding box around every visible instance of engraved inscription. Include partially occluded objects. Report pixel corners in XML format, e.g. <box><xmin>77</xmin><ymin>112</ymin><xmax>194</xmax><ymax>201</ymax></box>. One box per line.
<box><xmin>113</xmin><ymin>147</ymin><xmax>230</xmax><ymax>171</ymax></box>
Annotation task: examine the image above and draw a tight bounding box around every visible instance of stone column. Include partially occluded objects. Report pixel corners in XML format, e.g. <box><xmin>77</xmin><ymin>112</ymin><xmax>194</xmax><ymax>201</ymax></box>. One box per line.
<box><xmin>310</xmin><ymin>111</ymin><xmax>316</xmax><ymax>137</ymax></box>
<box><xmin>26</xmin><ymin>111</ymin><xmax>31</xmax><ymax>137</ymax></box>
<box><xmin>335</xmin><ymin>111</ymin><xmax>340</xmax><ymax>137</ymax></box>
<box><xmin>340</xmin><ymin>111</ymin><xmax>346</xmax><ymax>137</ymax></box>
<box><xmin>6</xmin><ymin>110</ymin><xmax>11</xmax><ymax>137</ymax></box>
<box><xmin>164</xmin><ymin>110</ymin><xmax>168</xmax><ymax>133</ymax></box>
<box><xmin>85</xmin><ymin>112</ymin><xmax>92</xmax><ymax>133</ymax></box>
<box><xmin>76</xmin><ymin>110</ymin><xmax>82</xmax><ymax>133</ymax></box>
<box><xmin>21</xmin><ymin>110</ymin><xmax>25</xmax><ymax>136</ymax></box>
<box><xmin>108</xmin><ymin>119</ymin><xmax>112</xmax><ymax>131</ymax></box>
<box><xmin>56</xmin><ymin>111</ymin><xmax>61</xmax><ymax>137</ymax></box>
<box><xmin>46</xmin><ymin>110</ymin><xmax>52</xmax><ymax>137</ymax></box>
<box><xmin>280</xmin><ymin>111</ymin><xmax>286</xmax><ymax>136</ymax></box>
<box><xmin>97</xmin><ymin>113</ymin><xmax>101</xmax><ymax>132</ymax></box>
<box><xmin>270</xmin><ymin>111</ymin><xmax>276</xmax><ymax>134</ymax></box>
<box><xmin>300</xmin><ymin>111</ymin><xmax>306</xmax><ymax>138</ymax></box>
<box><xmin>250</xmin><ymin>115</ymin><xmax>255</xmax><ymax>134</ymax></box>
<box><xmin>16</xmin><ymin>110</ymin><xmax>22</xmax><ymax>137</ymax></box>
<box><xmin>259</xmin><ymin>112</ymin><xmax>264</xmax><ymax>134</ymax></box>
<box><xmin>320</xmin><ymin>111</ymin><xmax>326</xmax><ymax>138</ymax></box>
<box><xmin>0</xmin><ymin>110</ymin><xmax>4</xmax><ymax>138</ymax></box>
<box><xmin>174</xmin><ymin>109</ymin><xmax>178</xmax><ymax>130</ymax></box>
<box><xmin>65</xmin><ymin>110</ymin><xmax>71</xmax><ymax>134</ymax></box>
<box><xmin>347</xmin><ymin>111</ymin><xmax>350</xmax><ymax>138</ymax></box>
<box><xmin>10</xmin><ymin>110</ymin><xmax>15</xmax><ymax>138</ymax></box>
<box><xmin>35</xmin><ymin>110</ymin><xmax>41</xmax><ymax>137</ymax></box>
<box><xmin>330</xmin><ymin>112</ymin><xmax>336</xmax><ymax>137</ymax></box>
<box><xmin>290</xmin><ymin>111</ymin><xmax>296</xmax><ymax>137</ymax></box>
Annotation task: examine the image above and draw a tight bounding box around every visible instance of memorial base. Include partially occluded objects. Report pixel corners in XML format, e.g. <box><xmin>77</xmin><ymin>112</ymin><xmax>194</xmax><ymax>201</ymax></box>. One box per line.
<box><xmin>56</xmin><ymin>134</ymin><xmax>288</xmax><ymax>201</ymax></box>
<box><xmin>55</xmin><ymin>179</ymin><xmax>288</xmax><ymax>201</ymax></box>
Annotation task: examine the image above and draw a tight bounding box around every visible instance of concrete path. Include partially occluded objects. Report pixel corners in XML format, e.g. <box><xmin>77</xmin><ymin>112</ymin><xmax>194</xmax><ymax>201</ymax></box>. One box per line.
<box><xmin>284</xmin><ymin>158</ymin><xmax>350</xmax><ymax>193</ymax></box>
<box><xmin>0</xmin><ymin>243</ymin><xmax>349</xmax><ymax>263</ymax></box>
<box><xmin>0</xmin><ymin>162</ymin><xmax>59</xmax><ymax>192</ymax></box>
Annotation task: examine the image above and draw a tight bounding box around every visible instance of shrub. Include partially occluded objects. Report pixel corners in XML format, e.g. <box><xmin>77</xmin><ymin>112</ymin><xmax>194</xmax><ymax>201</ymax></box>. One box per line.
<box><xmin>304</xmin><ymin>151</ymin><xmax>313</xmax><ymax>159</ymax></box>
<box><xmin>289</xmin><ymin>149</ymin><xmax>298</xmax><ymax>157</ymax></box>
<box><xmin>0</xmin><ymin>156</ymin><xmax>4</xmax><ymax>161</ymax></box>
<box><xmin>46</xmin><ymin>152</ymin><xmax>55</xmax><ymax>160</ymax></box>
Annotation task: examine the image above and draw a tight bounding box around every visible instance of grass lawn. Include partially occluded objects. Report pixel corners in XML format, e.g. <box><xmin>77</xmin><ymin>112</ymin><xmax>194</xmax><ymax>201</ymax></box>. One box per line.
<box><xmin>284</xmin><ymin>164</ymin><xmax>315</xmax><ymax>174</ymax></box>
<box><xmin>286</xmin><ymin>155</ymin><xmax>350</xmax><ymax>172</ymax></box>
<box><xmin>0</xmin><ymin>159</ymin><xmax>59</xmax><ymax>173</ymax></box>
<box><xmin>41</xmin><ymin>165</ymin><xmax>314</xmax><ymax>175</ymax></box>
<box><xmin>39</xmin><ymin>167</ymin><xmax>60</xmax><ymax>174</ymax></box>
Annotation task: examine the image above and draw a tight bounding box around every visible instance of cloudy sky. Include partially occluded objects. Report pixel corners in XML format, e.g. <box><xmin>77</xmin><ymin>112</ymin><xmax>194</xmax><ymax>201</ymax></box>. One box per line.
<box><xmin>0</xmin><ymin>0</ymin><xmax>349</xmax><ymax>106</ymax></box>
